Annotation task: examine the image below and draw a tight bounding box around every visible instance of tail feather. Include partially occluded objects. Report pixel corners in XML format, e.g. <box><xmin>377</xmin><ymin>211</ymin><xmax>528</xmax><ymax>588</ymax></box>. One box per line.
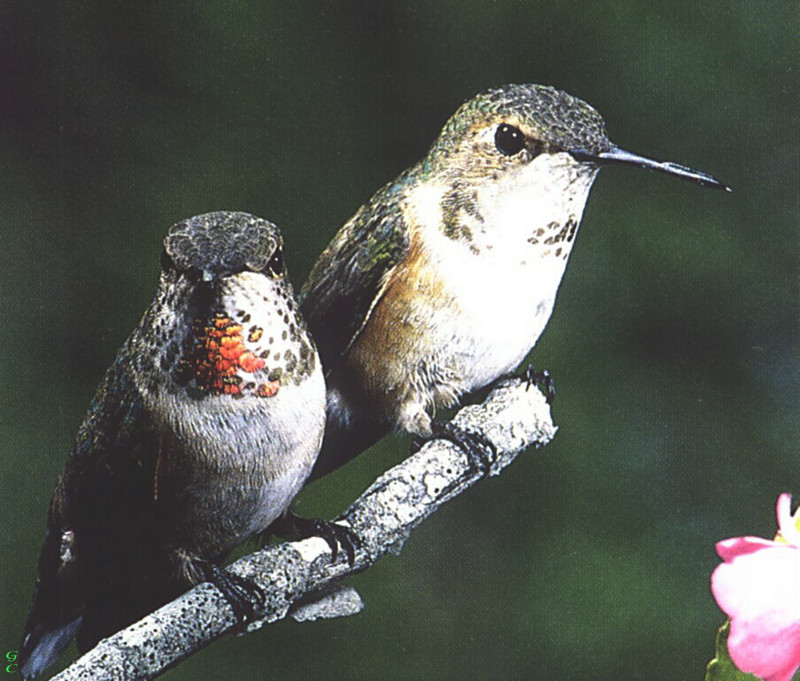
<box><xmin>19</xmin><ymin>617</ymin><xmax>82</xmax><ymax>679</ymax></box>
<box><xmin>19</xmin><ymin>524</ymin><xmax>84</xmax><ymax>679</ymax></box>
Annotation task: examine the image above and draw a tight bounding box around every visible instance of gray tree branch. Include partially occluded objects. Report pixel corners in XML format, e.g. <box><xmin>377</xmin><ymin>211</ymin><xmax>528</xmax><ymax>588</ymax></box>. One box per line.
<box><xmin>50</xmin><ymin>378</ymin><xmax>556</xmax><ymax>681</ymax></box>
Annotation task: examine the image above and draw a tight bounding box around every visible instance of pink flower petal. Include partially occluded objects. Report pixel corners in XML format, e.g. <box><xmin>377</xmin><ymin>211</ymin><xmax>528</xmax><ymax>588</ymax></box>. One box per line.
<box><xmin>712</xmin><ymin>496</ymin><xmax>800</xmax><ymax>681</ymax></box>
<box><xmin>729</xmin><ymin>617</ymin><xmax>800</xmax><ymax>681</ymax></box>
<box><xmin>713</xmin><ymin>543</ymin><xmax>800</xmax><ymax>622</ymax></box>
<box><xmin>716</xmin><ymin>536</ymin><xmax>780</xmax><ymax>562</ymax></box>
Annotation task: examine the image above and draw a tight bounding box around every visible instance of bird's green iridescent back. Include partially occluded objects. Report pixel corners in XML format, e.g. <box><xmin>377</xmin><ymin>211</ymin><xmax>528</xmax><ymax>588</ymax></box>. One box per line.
<box><xmin>299</xmin><ymin>168</ymin><xmax>416</xmax><ymax>367</ymax></box>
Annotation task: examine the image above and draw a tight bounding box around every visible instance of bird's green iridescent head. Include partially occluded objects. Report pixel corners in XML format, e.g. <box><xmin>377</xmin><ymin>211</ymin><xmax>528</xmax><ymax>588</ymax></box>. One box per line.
<box><xmin>420</xmin><ymin>83</ymin><xmax>729</xmax><ymax>191</ymax></box>
<box><xmin>422</xmin><ymin>84</ymin><xmax>610</xmax><ymax>179</ymax></box>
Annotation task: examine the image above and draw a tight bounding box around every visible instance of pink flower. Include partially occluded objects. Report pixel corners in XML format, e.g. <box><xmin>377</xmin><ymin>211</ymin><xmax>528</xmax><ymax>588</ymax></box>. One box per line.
<box><xmin>711</xmin><ymin>494</ymin><xmax>800</xmax><ymax>681</ymax></box>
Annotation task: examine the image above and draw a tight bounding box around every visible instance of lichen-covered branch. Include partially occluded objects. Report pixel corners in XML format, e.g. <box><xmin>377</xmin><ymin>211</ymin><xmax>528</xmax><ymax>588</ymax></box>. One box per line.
<box><xmin>50</xmin><ymin>378</ymin><xmax>556</xmax><ymax>681</ymax></box>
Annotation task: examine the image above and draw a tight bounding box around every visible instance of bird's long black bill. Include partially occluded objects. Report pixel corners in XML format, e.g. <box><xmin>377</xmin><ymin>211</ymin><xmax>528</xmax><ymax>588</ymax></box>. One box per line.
<box><xmin>572</xmin><ymin>146</ymin><xmax>731</xmax><ymax>191</ymax></box>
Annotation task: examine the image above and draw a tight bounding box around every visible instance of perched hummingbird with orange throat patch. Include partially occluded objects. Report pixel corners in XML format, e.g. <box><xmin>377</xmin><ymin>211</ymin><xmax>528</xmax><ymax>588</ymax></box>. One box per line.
<box><xmin>19</xmin><ymin>212</ymin><xmax>331</xmax><ymax>678</ymax></box>
<box><xmin>300</xmin><ymin>83</ymin><xmax>730</xmax><ymax>478</ymax></box>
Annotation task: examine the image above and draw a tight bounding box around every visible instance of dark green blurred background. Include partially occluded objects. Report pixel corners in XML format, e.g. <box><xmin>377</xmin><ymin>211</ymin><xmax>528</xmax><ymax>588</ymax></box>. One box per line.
<box><xmin>1</xmin><ymin>2</ymin><xmax>796</xmax><ymax>679</ymax></box>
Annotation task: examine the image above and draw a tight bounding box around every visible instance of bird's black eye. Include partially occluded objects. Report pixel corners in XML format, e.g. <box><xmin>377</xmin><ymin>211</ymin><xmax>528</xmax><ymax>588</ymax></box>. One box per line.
<box><xmin>494</xmin><ymin>124</ymin><xmax>526</xmax><ymax>156</ymax></box>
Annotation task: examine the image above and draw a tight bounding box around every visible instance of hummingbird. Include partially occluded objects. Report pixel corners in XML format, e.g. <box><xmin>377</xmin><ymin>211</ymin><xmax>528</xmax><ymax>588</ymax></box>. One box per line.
<box><xmin>300</xmin><ymin>83</ymin><xmax>730</xmax><ymax>479</ymax></box>
<box><xmin>19</xmin><ymin>211</ymin><xmax>330</xmax><ymax>678</ymax></box>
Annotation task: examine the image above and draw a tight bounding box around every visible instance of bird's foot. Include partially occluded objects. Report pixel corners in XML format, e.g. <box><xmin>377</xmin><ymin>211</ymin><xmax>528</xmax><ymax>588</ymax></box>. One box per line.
<box><xmin>428</xmin><ymin>419</ymin><xmax>497</xmax><ymax>476</ymax></box>
<box><xmin>199</xmin><ymin>560</ymin><xmax>265</xmax><ymax>626</ymax></box>
<box><xmin>271</xmin><ymin>510</ymin><xmax>360</xmax><ymax>565</ymax></box>
<box><xmin>521</xmin><ymin>366</ymin><xmax>556</xmax><ymax>403</ymax></box>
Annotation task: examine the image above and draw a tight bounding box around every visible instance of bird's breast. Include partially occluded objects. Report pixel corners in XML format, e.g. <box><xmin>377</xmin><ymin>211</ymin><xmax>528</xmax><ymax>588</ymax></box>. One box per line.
<box><xmin>133</xmin><ymin>271</ymin><xmax>326</xmax><ymax>554</ymax></box>
<box><xmin>414</xmin><ymin>223</ymin><xmax>577</xmax><ymax>389</ymax></box>
<box><xmin>346</xmin><ymin>215</ymin><xmax>580</xmax><ymax>414</ymax></box>
<box><xmin>148</xmin><ymin>366</ymin><xmax>325</xmax><ymax>555</ymax></box>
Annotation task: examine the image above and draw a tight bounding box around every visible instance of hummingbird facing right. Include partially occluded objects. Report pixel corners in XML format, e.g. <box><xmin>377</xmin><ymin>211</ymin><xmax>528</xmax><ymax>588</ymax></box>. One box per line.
<box><xmin>19</xmin><ymin>212</ymin><xmax>327</xmax><ymax>678</ymax></box>
<box><xmin>300</xmin><ymin>83</ymin><xmax>730</xmax><ymax>479</ymax></box>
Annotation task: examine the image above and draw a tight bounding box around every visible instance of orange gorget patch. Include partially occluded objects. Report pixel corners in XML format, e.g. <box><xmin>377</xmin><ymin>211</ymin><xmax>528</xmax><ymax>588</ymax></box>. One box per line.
<box><xmin>189</xmin><ymin>313</ymin><xmax>279</xmax><ymax>398</ymax></box>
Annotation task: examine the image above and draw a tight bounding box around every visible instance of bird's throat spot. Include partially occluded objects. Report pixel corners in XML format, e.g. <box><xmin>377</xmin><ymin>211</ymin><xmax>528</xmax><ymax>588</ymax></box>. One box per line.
<box><xmin>181</xmin><ymin>313</ymin><xmax>279</xmax><ymax>398</ymax></box>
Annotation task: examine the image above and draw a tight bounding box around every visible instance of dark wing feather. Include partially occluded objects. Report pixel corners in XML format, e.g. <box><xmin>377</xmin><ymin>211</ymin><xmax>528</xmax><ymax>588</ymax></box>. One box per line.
<box><xmin>299</xmin><ymin>173</ymin><xmax>412</xmax><ymax>370</ymax></box>
<box><xmin>20</xmin><ymin>342</ymin><xmax>166</xmax><ymax>675</ymax></box>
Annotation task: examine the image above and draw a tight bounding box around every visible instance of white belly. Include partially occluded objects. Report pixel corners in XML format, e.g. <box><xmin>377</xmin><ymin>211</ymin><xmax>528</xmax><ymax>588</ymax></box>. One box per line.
<box><xmin>405</xmin><ymin>154</ymin><xmax>597</xmax><ymax>396</ymax></box>
<box><xmin>425</xmin><ymin>239</ymin><xmax>570</xmax><ymax>393</ymax></box>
